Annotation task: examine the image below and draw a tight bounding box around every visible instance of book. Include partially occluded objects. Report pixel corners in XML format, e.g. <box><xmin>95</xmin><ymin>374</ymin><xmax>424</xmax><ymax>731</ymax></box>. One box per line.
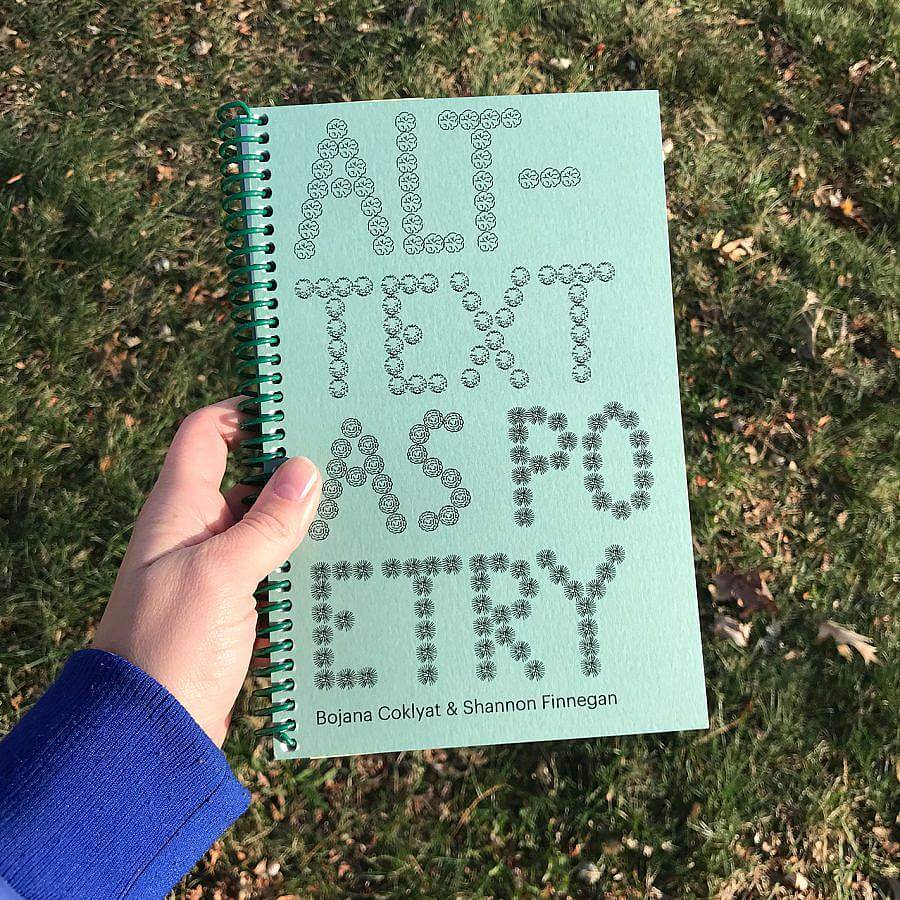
<box><xmin>217</xmin><ymin>91</ymin><xmax>708</xmax><ymax>759</ymax></box>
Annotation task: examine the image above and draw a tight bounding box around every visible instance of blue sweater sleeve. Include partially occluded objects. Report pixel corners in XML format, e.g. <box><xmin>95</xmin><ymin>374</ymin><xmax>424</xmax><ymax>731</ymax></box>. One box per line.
<box><xmin>0</xmin><ymin>649</ymin><xmax>250</xmax><ymax>899</ymax></box>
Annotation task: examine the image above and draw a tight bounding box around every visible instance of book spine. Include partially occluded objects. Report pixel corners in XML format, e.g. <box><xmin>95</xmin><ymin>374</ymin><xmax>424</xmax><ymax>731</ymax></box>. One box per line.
<box><xmin>216</xmin><ymin>101</ymin><xmax>297</xmax><ymax>752</ymax></box>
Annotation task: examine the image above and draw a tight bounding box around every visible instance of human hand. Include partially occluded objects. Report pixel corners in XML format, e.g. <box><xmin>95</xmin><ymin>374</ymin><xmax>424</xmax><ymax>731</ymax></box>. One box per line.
<box><xmin>93</xmin><ymin>398</ymin><xmax>321</xmax><ymax>746</ymax></box>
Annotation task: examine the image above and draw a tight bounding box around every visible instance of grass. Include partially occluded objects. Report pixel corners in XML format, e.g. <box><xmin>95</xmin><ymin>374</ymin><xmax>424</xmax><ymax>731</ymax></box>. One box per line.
<box><xmin>1</xmin><ymin>0</ymin><xmax>898</xmax><ymax>896</ymax></box>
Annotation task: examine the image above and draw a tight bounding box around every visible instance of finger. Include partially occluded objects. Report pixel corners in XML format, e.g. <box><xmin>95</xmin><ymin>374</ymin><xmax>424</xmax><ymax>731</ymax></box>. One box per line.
<box><xmin>200</xmin><ymin>456</ymin><xmax>321</xmax><ymax>588</ymax></box>
<box><xmin>224</xmin><ymin>482</ymin><xmax>256</xmax><ymax>522</ymax></box>
<box><xmin>127</xmin><ymin>399</ymin><xmax>248</xmax><ymax>566</ymax></box>
<box><xmin>156</xmin><ymin>397</ymin><xmax>248</xmax><ymax>494</ymax></box>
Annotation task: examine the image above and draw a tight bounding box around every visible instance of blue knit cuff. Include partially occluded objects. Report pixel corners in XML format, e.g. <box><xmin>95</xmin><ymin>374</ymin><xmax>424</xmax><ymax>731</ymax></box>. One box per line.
<box><xmin>0</xmin><ymin>649</ymin><xmax>250</xmax><ymax>900</ymax></box>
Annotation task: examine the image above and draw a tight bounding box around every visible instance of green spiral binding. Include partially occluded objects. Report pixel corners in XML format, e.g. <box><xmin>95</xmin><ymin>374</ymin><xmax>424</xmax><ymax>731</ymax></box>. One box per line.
<box><xmin>216</xmin><ymin>100</ymin><xmax>297</xmax><ymax>752</ymax></box>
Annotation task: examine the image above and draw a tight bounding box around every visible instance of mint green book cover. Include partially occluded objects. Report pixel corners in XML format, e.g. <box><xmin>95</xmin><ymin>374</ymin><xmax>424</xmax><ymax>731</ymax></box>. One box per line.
<box><xmin>242</xmin><ymin>91</ymin><xmax>708</xmax><ymax>759</ymax></box>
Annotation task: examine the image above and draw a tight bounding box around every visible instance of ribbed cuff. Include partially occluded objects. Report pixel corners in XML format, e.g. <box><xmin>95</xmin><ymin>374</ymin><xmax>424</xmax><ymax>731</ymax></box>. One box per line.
<box><xmin>0</xmin><ymin>649</ymin><xmax>250</xmax><ymax>900</ymax></box>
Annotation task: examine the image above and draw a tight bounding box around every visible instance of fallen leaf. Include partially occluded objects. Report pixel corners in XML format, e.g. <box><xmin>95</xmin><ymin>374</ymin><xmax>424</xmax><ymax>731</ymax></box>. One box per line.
<box><xmin>90</xmin><ymin>332</ymin><xmax>133</xmax><ymax>380</ymax></box>
<box><xmin>192</xmin><ymin>38</ymin><xmax>212</xmax><ymax>57</ymax></box>
<box><xmin>711</xmin><ymin>571</ymin><xmax>778</xmax><ymax>618</ymax></box>
<box><xmin>789</xmin><ymin>163</ymin><xmax>806</xmax><ymax>195</ymax></box>
<box><xmin>848</xmin><ymin>58</ymin><xmax>871</xmax><ymax>85</ymax></box>
<box><xmin>714</xmin><ymin>614</ymin><xmax>751</xmax><ymax>647</ymax></box>
<box><xmin>811</xmin><ymin>184</ymin><xmax>871</xmax><ymax>231</ymax></box>
<box><xmin>154</xmin><ymin>72</ymin><xmax>182</xmax><ymax>89</ymax></box>
<box><xmin>577</xmin><ymin>862</ymin><xmax>601</xmax><ymax>884</ymax></box>
<box><xmin>154</xmin><ymin>163</ymin><xmax>175</xmax><ymax>181</ymax></box>
<box><xmin>816</xmin><ymin>620</ymin><xmax>881</xmax><ymax>665</ymax></box>
<box><xmin>711</xmin><ymin>228</ymin><xmax>725</xmax><ymax>250</ymax></box>
<box><xmin>786</xmin><ymin>872</ymin><xmax>810</xmax><ymax>890</ymax></box>
<box><xmin>800</xmin><ymin>289</ymin><xmax>825</xmax><ymax>359</ymax></box>
<box><xmin>99</xmin><ymin>455</ymin><xmax>112</xmax><ymax>473</ymax></box>
<box><xmin>720</xmin><ymin>235</ymin><xmax>755</xmax><ymax>261</ymax></box>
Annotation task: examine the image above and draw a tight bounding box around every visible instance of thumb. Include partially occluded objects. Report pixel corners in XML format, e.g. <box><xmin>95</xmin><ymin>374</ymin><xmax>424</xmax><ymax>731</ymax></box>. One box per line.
<box><xmin>204</xmin><ymin>456</ymin><xmax>321</xmax><ymax>586</ymax></box>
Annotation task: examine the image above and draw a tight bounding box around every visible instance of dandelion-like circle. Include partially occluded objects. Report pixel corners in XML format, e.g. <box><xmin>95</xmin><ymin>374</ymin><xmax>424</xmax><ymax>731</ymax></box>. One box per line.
<box><xmin>314</xmin><ymin>669</ymin><xmax>335</xmax><ymax>691</ymax></box>
<box><xmin>475</xmin><ymin>639</ymin><xmax>495</xmax><ymax>659</ymax></box>
<box><xmin>524</xmin><ymin>660</ymin><xmax>545</xmax><ymax>680</ymax></box>
<box><xmin>334</xmin><ymin>610</ymin><xmax>355</xmax><ymax>631</ymax></box>
<box><xmin>313</xmin><ymin>625</ymin><xmax>333</xmax><ymax>646</ymax></box>
<box><xmin>358</xmin><ymin>667</ymin><xmax>378</xmax><ymax>688</ymax></box>
<box><xmin>511</xmin><ymin>641</ymin><xmax>531</xmax><ymax>662</ymax></box>
<box><xmin>311</xmin><ymin>602</ymin><xmax>332</xmax><ymax>624</ymax></box>
<box><xmin>510</xmin><ymin>559</ymin><xmax>530</xmax><ymax>579</ymax></box>
<box><xmin>477</xmin><ymin>660</ymin><xmax>497</xmax><ymax>681</ymax></box>
<box><xmin>416</xmin><ymin>643</ymin><xmax>437</xmax><ymax>663</ymax></box>
<box><xmin>314</xmin><ymin>648</ymin><xmax>334</xmax><ymax>668</ymax></box>
<box><xmin>418</xmin><ymin>665</ymin><xmax>438</xmax><ymax>685</ymax></box>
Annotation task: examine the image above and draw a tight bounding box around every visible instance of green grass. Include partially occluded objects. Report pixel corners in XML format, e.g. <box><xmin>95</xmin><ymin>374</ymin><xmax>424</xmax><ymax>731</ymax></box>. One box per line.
<box><xmin>1</xmin><ymin>1</ymin><xmax>898</xmax><ymax>896</ymax></box>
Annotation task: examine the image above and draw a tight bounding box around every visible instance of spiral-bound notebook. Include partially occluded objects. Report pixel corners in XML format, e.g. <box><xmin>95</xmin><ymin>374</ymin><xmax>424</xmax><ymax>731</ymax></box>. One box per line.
<box><xmin>218</xmin><ymin>91</ymin><xmax>708</xmax><ymax>759</ymax></box>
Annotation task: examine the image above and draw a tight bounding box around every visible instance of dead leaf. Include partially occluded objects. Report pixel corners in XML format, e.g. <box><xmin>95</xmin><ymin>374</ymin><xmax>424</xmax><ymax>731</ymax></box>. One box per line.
<box><xmin>816</xmin><ymin>620</ymin><xmax>881</xmax><ymax>665</ymax></box>
<box><xmin>714</xmin><ymin>614</ymin><xmax>751</xmax><ymax>647</ymax></box>
<box><xmin>800</xmin><ymin>289</ymin><xmax>825</xmax><ymax>359</ymax></box>
<box><xmin>848</xmin><ymin>58</ymin><xmax>871</xmax><ymax>85</ymax></box>
<box><xmin>720</xmin><ymin>235</ymin><xmax>755</xmax><ymax>262</ymax></box>
<box><xmin>711</xmin><ymin>229</ymin><xmax>725</xmax><ymax>250</ymax></box>
<box><xmin>711</xmin><ymin>571</ymin><xmax>779</xmax><ymax>618</ymax></box>
<box><xmin>154</xmin><ymin>72</ymin><xmax>182</xmax><ymax>89</ymax></box>
<box><xmin>154</xmin><ymin>163</ymin><xmax>175</xmax><ymax>182</ymax></box>
<box><xmin>99</xmin><ymin>455</ymin><xmax>112</xmax><ymax>473</ymax></box>
<box><xmin>811</xmin><ymin>185</ymin><xmax>871</xmax><ymax>231</ymax></box>
<box><xmin>91</xmin><ymin>332</ymin><xmax>132</xmax><ymax>380</ymax></box>
<box><xmin>789</xmin><ymin>163</ymin><xmax>806</xmax><ymax>195</ymax></box>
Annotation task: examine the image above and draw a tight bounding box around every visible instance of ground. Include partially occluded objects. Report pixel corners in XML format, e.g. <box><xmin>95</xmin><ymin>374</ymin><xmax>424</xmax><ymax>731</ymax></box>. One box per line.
<box><xmin>0</xmin><ymin>1</ymin><xmax>897</xmax><ymax>897</ymax></box>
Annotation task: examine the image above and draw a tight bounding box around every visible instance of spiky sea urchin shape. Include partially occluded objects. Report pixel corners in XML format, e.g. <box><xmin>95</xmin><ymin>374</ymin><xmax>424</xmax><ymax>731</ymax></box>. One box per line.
<box><xmin>525</xmin><ymin>660</ymin><xmax>545</xmax><ymax>680</ymax></box>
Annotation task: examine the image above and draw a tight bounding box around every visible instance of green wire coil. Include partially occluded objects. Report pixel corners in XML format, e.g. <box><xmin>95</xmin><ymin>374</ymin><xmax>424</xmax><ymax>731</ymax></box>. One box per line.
<box><xmin>216</xmin><ymin>100</ymin><xmax>297</xmax><ymax>752</ymax></box>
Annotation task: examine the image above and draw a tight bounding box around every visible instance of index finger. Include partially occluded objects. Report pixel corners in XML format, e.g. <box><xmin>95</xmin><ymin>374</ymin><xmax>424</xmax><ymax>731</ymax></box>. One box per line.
<box><xmin>157</xmin><ymin>397</ymin><xmax>248</xmax><ymax>492</ymax></box>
